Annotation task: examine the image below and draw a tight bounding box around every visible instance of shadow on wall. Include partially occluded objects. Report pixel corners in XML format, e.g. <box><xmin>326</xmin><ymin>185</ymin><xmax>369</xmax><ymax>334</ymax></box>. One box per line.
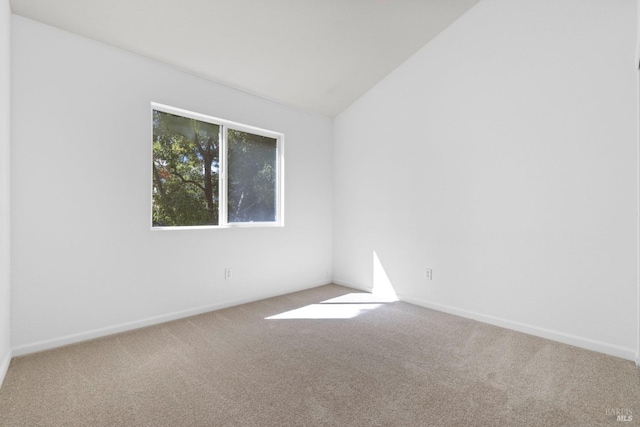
<box><xmin>266</xmin><ymin>251</ymin><xmax>397</xmax><ymax>320</ymax></box>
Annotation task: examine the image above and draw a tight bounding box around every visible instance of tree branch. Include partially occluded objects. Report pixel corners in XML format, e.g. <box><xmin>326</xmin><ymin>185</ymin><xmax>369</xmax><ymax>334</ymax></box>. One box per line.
<box><xmin>170</xmin><ymin>169</ymin><xmax>206</xmax><ymax>192</ymax></box>
<box><xmin>152</xmin><ymin>162</ymin><xmax>166</xmax><ymax>196</ymax></box>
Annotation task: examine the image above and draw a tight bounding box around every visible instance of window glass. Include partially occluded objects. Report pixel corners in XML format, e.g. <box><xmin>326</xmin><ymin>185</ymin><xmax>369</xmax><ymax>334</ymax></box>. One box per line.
<box><xmin>152</xmin><ymin>110</ymin><xmax>220</xmax><ymax>226</ymax></box>
<box><xmin>227</xmin><ymin>129</ymin><xmax>277</xmax><ymax>223</ymax></box>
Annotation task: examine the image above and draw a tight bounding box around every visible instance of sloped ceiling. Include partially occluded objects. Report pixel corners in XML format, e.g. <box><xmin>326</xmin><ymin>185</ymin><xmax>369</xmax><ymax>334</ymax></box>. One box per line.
<box><xmin>10</xmin><ymin>0</ymin><xmax>481</xmax><ymax>116</ymax></box>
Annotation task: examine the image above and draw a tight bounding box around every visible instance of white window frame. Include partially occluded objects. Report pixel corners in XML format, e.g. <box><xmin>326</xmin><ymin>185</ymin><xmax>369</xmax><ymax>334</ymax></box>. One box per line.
<box><xmin>151</xmin><ymin>102</ymin><xmax>285</xmax><ymax>230</ymax></box>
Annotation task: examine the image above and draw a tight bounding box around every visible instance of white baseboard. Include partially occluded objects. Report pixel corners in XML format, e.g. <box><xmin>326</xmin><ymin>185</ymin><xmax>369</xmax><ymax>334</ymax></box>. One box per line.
<box><xmin>13</xmin><ymin>279</ymin><xmax>635</xmax><ymax>364</ymax></box>
<box><xmin>397</xmin><ymin>293</ymin><xmax>636</xmax><ymax>362</ymax></box>
<box><xmin>12</xmin><ymin>280</ymin><xmax>330</xmax><ymax>357</ymax></box>
<box><xmin>333</xmin><ymin>279</ymin><xmax>637</xmax><ymax>362</ymax></box>
<box><xmin>0</xmin><ymin>348</ymin><xmax>11</xmax><ymax>390</ymax></box>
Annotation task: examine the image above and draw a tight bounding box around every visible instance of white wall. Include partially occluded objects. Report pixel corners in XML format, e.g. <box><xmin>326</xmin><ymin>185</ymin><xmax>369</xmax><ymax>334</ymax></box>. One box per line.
<box><xmin>0</xmin><ymin>0</ymin><xmax>11</xmax><ymax>386</ymax></box>
<box><xmin>334</xmin><ymin>0</ymin><xmax>638</xmax><ymax>360</ymax></box>
<box><xmin>11</xmin><ymin>15</ymin><xmax>333</xmax><ymax>354</ymax></box>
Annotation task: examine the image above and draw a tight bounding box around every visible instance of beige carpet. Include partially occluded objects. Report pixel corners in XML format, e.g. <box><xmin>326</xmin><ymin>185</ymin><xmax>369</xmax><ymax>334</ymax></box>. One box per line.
<box><xmin>0</xmin><ymin>284</ymin><xmax>638</xmax><ymax>426</ymax></box>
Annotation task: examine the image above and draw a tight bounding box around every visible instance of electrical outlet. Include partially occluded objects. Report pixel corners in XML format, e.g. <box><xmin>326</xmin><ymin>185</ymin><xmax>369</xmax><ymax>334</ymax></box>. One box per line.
<box><xmin>225</xmin><ymin>268</ymin><xmax>232</xmax><ymax>280</ymax></box>
<box><xmin>425</xmin><ymin>268</ymin><xmax>433</xmax><ymax>280</ymax></box>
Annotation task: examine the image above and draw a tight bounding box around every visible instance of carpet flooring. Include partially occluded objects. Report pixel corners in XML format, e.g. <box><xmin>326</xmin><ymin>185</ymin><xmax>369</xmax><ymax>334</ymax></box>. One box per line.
<box><xmin>0</xmin><ymin>284</ymin><xmax>638</xmax><ymax>426</ymax></box>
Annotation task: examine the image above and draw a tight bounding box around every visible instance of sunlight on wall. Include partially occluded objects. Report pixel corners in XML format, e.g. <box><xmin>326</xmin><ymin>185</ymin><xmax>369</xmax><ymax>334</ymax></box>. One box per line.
<box><xmin>372</xmin><ymin>251</ymin><xmax>398</xmax><ymax>301</ymax></box>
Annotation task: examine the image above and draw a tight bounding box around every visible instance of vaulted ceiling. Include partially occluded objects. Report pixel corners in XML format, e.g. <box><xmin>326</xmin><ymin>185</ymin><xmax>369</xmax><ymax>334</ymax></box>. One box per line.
<box><xmin>10</xmin><ymin>0</ymin><xmax>481</xmax><ymax>116</ymax></box>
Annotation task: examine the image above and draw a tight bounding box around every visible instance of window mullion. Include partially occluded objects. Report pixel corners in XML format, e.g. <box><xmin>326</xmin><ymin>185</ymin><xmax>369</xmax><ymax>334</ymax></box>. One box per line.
<box><xmin>219</xmin><ymin>125</ymin><xmax>228</xmax><ymax>226</ymax></box>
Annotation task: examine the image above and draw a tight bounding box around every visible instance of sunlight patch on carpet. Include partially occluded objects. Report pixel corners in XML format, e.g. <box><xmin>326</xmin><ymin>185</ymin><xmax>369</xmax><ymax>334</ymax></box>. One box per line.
<box><xmin>265</xmin><ymin>303</ymin><xmax>382</xmax><ymax>320</ymax></box>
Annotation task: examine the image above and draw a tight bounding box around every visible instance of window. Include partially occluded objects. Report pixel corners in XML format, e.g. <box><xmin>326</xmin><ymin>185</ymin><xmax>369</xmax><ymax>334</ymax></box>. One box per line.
<box><xmin>151</xmin><ymin>103</ymin><xmax>283</xmax><ymax>228</ymax></box>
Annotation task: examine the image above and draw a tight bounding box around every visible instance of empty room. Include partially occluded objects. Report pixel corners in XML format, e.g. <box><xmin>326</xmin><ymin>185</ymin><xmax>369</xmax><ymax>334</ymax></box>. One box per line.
<box><xmin>1</xmin><ymin>0</ymin><xmax>639</xmax><ymax>425</ymax></box>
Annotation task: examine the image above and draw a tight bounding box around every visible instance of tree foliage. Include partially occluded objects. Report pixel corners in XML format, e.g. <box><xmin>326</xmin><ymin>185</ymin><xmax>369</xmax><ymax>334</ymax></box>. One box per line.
<box><xmin>152</xmin><ymin>110</ymin><xmax>219</xmax><ymax>226</ymax></box>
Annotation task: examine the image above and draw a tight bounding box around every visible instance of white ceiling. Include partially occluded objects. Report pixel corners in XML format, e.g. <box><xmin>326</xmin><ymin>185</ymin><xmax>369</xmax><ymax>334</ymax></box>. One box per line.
<box><xmin>10</xmin><ymin>0</ymin><xmax>481</xmax><ymax>117</ymax></box>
